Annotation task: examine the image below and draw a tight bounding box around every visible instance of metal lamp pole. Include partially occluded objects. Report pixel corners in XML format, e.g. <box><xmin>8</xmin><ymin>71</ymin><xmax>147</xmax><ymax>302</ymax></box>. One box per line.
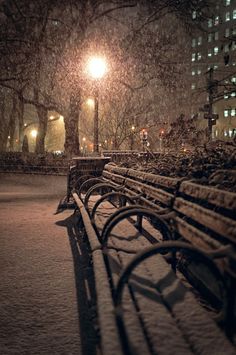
<box><xmin>87</xmin><ymin>56</ymin><xmax>107</xmax><ymax>155</ymax></box>
<box><xmin>94</xmin><ymin>87</ymin><xmax>99</xmax><ymax>154</ymax></box>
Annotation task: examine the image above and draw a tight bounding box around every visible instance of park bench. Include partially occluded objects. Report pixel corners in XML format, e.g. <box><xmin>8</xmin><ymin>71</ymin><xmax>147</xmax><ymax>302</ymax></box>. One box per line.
<box><xmin>70</xmin><ymin>163</ymin><xmax>236</xmax><ymax>354</ymax></box>
<box><xmin>82</xmin><ymin>163</ymin><xmax>236</xmax><ymax>299</ymax></box>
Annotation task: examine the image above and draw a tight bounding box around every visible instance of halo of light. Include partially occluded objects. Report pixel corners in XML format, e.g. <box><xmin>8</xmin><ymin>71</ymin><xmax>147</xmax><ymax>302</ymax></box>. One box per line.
<box><xmin>87</xmin><ymin>56</ymin><xmax>107</xmax><ymax>79</ymax></box>
<box><xmin>31</xmin><ymin>129</ymin><xmax>38</xmax><ymax>138</ymax></box>
<box><xmin>86</xmin><ymin>98</ymin><xmax>94</xmax><ymax>107</ymax></box>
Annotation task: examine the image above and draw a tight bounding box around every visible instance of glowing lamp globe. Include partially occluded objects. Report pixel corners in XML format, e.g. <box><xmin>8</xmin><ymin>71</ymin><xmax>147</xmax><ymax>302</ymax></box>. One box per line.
<box><xmin>87</xmin><ymin>57</ymin><xmax>107</xmax><ymax>79</ymax></box>
<box><xmin>31</xmin><ymin>129</ymin><xmax>38</xmax><ymax>138</ymax></box>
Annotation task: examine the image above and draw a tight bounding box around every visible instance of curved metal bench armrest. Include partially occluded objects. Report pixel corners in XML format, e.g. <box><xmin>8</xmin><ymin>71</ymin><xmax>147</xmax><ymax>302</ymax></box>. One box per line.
<box><xmin>84</xmin><ymin>182</ymin><xmax>120</xmax><ymax>211</ymax></box>
<box><xmin>78</xmin><ymin>177</ymin><xmax>104</xmax><ymax>200</ymax></box>
<box><xmin>101</xmin><ymin>206</ymin><xmax>172</xmax><ymax>247</ymax></box>
<box><xmin>75</xmin><ymin>174</ymin><xmax>95</xmax><ymax>190</ymax></box>
<box><xmin>91</xmin><ymin>192</ymin><xmax>134</xmax><ymax>223</ymax></box>
<box><xmin>114</xmin><ymin>240</ymin><xmax>228</xmax><ymax>326</ymax></box>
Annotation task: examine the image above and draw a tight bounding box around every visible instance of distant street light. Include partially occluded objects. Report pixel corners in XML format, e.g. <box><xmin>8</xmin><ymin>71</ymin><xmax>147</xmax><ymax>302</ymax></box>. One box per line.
<box><xmin>86</xmin><ymin>98</ymin><xmax>94</xmax><ymax>107</ymax></box>
<box><xmin>31</xmin><ymin>129</ymin><xmax>38</xmax><ymax>138</ymax></box>
<box><xmin>140</xmin><ymin>128</ymin><xmax>148</xmax><ymax>152</ymax></box>
<box><xmin>87</xmin><ymin>56</ymin><xmax>107</xmax><ymax>154</ymax></box>
<box><xmin>130</xmin><ymin>125</ymin><xmax>135</xmax><ymax>150</ymax></box>
<box><xmin>159</xmin><ymin>129</ymin><xmax>165</xmax><ymax>152</ymax></box>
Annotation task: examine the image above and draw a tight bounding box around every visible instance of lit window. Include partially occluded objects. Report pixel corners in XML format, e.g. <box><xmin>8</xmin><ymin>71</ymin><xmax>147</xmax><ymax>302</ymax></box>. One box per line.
<box><xmin>226</xmin><ymin>0</ymin><xmax>230</xmax><ymax>6</ymax></box>
<box><xmin>224</xmin><ymin>110</ymin><xmax>229</xmax><ymax>117</ymax></box>
<box><xmin>229</xmin><ymin>129</ymin><xmax>233</xmax><ymax>137</ymax></box>
<box><xmin>214</xmin><ymin>65</ymin><xmax>218</xmax><ymax>70</ymax></box>
<box><xmin>225</xmin><ymin>28</ymin><xmax>230</xmax><ymax>37</ymax></box>
<box><xmin>224</xmin><ymin>94</ymin><xmax>229</xmax><ymax>99</ymax></box>
<box><xmin>214</xmin><ymin>16</ymin><xmax>219</xmax><ymax>25</ymax></box>
<box><xmin>208</xmin><ymin>19</ymin><xmax>213</xmax><ymax>27</ymax></box>
<box><xmin>226</xmin><ymin>12</ymin><xmax>230</xmax><ymax>21</ymax></box>
<box><xmin>197</xmin><ymin>52</ymin><xmax>202</xmax><ymax>60</ymax></box>
<box><xmin>208</xmin><ymin>33</ymin><xmax>213</xmax><ymax>42</ymax></box>
<box><xmin>192</xmin><ymin>70</ymin><xmax>195</xmax><ymax>76</ymax></box>
<box><xmin>192</xmin><ymin>38</ymin><xmax>196</xmax><ymax>47</ymax></box>
<box><xmin>231</xmin><ymin>109</ymin><xmax>236</xmax><ymax>116</ymax></box>
<box><xmin>197</xmin><ymin>69</ymin><xmax>201</xmax><ymax>75</ymax></box>
<box><xmin>224</xmin><ymin>130</ymin><xmax>228</xmax><ymax>136</ymax></box>
<box><xmin>198</xmin><ymin>36</ymin><xmax>202</xmax><ymax>45</ymax></box>
<box><xmin>215</xmin><ymin>32</ymin><xmax>219</xmax><ymax>40</ymax></box>
<box><xmin>233</xmin><ymin>10</ymin><xmax>236</xmax><ymax>19</ymax></box>
<box><xmin>214</xmin><ymin>46</ymin><xmax>219</xmax><ymax>55</ymax></box>
<box><xmin>233</xmin><ymin>62</ymin><xmax>236</xmax><ymax>66</ymax></box>
<box><xmin>232</xmin><ymin>77</ymin><xmax>236</xmax><ymax>82</ymax></box>
<box><xmin>208</xmin><ymin>49</ymin><xmax>212</xmax><ymax>57</ymax></box>
<box><xmin>224</xmin><ymin>44</ymin><xmax>229</xmax><ymax>52</ymax></box>
<box><xmin>192</xmin><ymin>53</ymin><xmax>196</xmax><ymax>62</ymax></box>
<box><xmin>191</xmin><ymin>83</ymin><xmax>196</xmax><ymax>90</ymax></box>
<box><xmin>231</xmin><ymin>92</ymin><xmax>236</xmax><ymax>97</ymax></box>
<box><xmin>192</xmin><ymin>11</ymin><xmax>197</xmax><ymax>19</ymax></box>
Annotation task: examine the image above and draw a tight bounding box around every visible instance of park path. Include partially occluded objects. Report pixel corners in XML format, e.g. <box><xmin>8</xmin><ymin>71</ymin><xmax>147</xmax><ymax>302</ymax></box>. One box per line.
<box><xmin>0</xmin><ymin>173</ymin><xmax>94</xmax><ymax>355</ymax></box>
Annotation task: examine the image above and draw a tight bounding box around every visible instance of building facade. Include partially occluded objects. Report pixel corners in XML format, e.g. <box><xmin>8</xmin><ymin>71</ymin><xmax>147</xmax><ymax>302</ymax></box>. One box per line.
<box><xmin>191</xmin><ymin>0</ymin><xmax>236</xmax><ymax>140</ymax></box>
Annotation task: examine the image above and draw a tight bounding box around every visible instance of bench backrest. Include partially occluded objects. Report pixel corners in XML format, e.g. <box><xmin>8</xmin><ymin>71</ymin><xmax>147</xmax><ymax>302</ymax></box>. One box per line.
<box><xmin>103</xmin><ymin>164</ymin><xmax>181</xmax><ymax>211</ymax></box>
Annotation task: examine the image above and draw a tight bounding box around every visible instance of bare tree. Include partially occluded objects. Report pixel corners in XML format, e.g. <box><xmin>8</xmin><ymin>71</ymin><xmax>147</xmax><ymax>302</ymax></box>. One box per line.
<box><xmin>0</xmin><ymin>0</ymin><xmax>214</xmax><ymax>155</ymax></box>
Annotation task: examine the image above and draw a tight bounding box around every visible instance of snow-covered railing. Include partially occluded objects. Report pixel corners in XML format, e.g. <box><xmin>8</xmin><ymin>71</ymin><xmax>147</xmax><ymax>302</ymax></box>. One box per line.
<box><xmin>0</xmin><ymin>152</ymin><xmax>69</xmax><ymax>175</ymax></box>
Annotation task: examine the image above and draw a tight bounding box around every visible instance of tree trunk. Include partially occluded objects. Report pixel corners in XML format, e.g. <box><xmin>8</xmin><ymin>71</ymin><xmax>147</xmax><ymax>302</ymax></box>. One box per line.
<box><xmin>8</xmin><ymin>94</ymin><xmax>17</xmax><ymax>151</ymax></box>
<box><xmin>18</xmin><ymin>94</ymin><xmax>24</xmax><ymax>151</ymax></box>
<box><xmin>35</xmin><ymin>106</ymin><xmax>48</xmax><ymax>154</ymax></box>
<box><xmin>64</xmin><ymin>89</ymin><xmax>80</xmax><ymax>157</ymax></box>
<box><xmin>0</xmin><ymin>94</ymin><xmax>8</xmax><ymax>152</ymax></box>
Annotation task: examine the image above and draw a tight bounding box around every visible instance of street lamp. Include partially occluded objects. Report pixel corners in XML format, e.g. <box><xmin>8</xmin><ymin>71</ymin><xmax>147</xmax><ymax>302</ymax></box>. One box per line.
<box><xmin>140</xmin><ymin>128</ymin><xmax>148</xmax><ymax>152</ymax></box>
<box><xmin>31</xmin><ymin>129</ymin><xmax>38</xmax><ymax>138</ymax></box>
<box><xmin>159</xmin><ymin>129</ymin><xmax>164</xmax><ymax>152</ymax></box>
<box><xmin>87</xmin><ymin>56</ymin><xmax>107</xmax><ymax>154</ymax></box>
<box><xmin>130</xmin><ymin>125</ymin><xmax>135</xmax><ymax>150</ymax></box>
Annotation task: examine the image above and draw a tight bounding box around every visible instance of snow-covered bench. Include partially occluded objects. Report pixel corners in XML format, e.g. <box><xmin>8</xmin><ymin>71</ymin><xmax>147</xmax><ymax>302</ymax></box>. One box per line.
<box><xmin>84</xmin><ymin>163</ymin><xmax>236</xmax><ymax>319</ymax></box>
<box><xmin>71</xmin><ymin>165</ymin><xmax>236</xmax><ymax>354</ymax></box>
<box><xmin>167</xmin><ymin>179</ymin><xmax>236</xmax><ymax>336</ymax></box>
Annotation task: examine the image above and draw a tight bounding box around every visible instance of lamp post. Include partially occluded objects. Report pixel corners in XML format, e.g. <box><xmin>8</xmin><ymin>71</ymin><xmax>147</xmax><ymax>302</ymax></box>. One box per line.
<box><xmin>140</xmin><ymin>128</ymin><xmax>148</xmax><ymax>152</ymax></box>
<box><xmin>159</xmin><ymin>129</ymin><xmax>164</xmax><ymax>152</ymax></box>
<box><xmin>82</xmin><ymin>137</ymin><xmax>86</xmax><ymax>156</ymax></box>
<box><xmin>130</xmin><ymin>125</ymin><xmax>135</xmax><ymax>150</ymax></box>
<box><xmin>87</xmin><ymin>56</ymin><xmax>107</xmax><ymax>154</ymax></box>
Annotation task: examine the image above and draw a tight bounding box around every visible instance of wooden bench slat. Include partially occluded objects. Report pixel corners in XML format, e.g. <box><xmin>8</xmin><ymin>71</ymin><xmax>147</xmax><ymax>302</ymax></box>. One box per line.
<box><xmin>174</xmin><ymin>198</ymin><xmax>236</xmax><ymax>243</ymax></box>
<box><xmin>124</xmin><ymin>178</ymin><xmax>174</xmax><ymax>206</ymax></box>
<box><xmin>102</xmin><ymin>170</ymin><xmax>126</xmax><ymax>185</ymax></box>
<box><xmin>175</xmin><ymin>216</ymin><xmax>223</xmax><ymax>250</ymax></box>
<box><xmin>72</xmin><ymin>192</ymin><xmax>101</xmax><ymax>252</ymax></box>
<box><xmin>126</xmin><ymin>168</ymin><xmax>181</xmax><ymax>190</ymax></box>
<box><xmin>104</xmin><ymin>164</ymin><xmax>128</xmax><ymax>176</ymax></box>
<box><xmin>179</xmin><ymin>181</ymin><xmax>236</xmax><ymax>211</ymax></box>
<box><xmin>92</xmin><ymin>249</ymin><xmax>123</xmax><ymax>355</ymax></box>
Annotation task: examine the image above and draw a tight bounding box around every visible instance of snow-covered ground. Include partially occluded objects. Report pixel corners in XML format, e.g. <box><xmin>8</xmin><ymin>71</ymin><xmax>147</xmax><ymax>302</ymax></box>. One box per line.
<box><xmin>0</xmin><ymin>173</ymin><xmax>89</xmax><ymax>354</ymax></box>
